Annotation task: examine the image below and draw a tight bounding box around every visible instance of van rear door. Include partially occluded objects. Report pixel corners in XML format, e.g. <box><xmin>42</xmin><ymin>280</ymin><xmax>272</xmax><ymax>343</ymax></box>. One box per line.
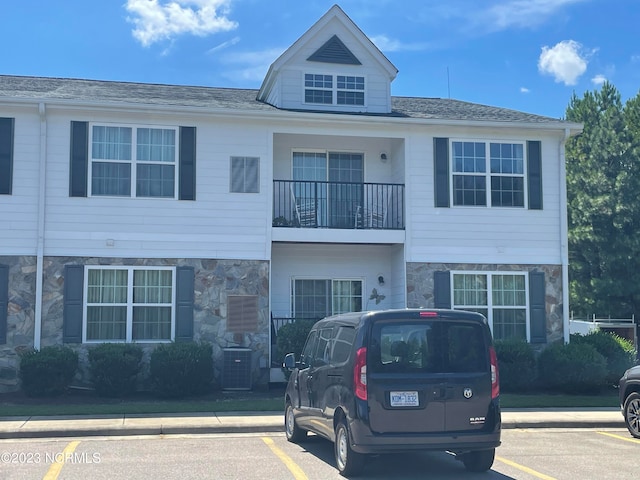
<box><xmin>441</xmin><ymin>323</ymin><xmax>493</xmax><ymax>432</ymax></box>
<box><xmin>367</xmin><ymin>319</ymin><xmax>446</xmax><ymax>433</ymax></box>
<box><xmin>367</xmin><ymin>316</ymin><xmax>492</xmax><ymax>434</ymax></box>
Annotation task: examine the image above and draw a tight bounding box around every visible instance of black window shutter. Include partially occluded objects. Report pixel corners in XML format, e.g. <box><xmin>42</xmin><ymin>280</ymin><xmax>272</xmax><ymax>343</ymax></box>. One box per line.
<box><xmin>0</xmin><ymin>264</ymin><xmax>8</xmax><ymax>344</ymax></box>
<box><xmin>529</xmin><ymin>271</ymin><xmax>547</xmax><ymax>343</ymax></box>
<box><xmin>434</xmin><ymin>138</ymin><xmax>450</xmax><ymax>207</ymax></box>
<box><xmin>179</xmin><ymin>127</ymin><xmax>196</xmax><ymax>201</ymax></box>
<box><xmin>63</xmin><ymin>265</ymin><xmax>84</xmax><ymax>343</ymax></box>
<box><xmin>527</xmin><ymin>140</ymin><xmax>542</xmax><ymax>210</ymax></box>
<box><xmin>433</xmin><ymin>271</ymin><xmax>451</xmax><ymax>308</ymax></box>
<box><xmin>69</xmin><ymin>121</ymin><xmax>88</xmax><ymax>197</ymax></box>
<box><xmin>0</xmin><ymin>117</ymin><xmax>14</xmax><ymax>195</ymax></box>
<box><xmin>175</xmin><ymin>266</ymin><xmax>195</xmax><ymax>342</ymax></box>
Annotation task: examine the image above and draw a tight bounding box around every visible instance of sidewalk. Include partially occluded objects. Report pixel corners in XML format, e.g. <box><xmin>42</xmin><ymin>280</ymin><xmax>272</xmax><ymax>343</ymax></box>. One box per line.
<box><xmin>0</xmin><ymin>408</ymin><xmax>624</xmax><ymax>439</ymax></box>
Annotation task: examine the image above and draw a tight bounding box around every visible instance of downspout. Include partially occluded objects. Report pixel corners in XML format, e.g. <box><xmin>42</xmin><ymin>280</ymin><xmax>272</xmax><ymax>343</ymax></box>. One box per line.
<box><xmin>559</xmin><ymin>128</ymin><xmax>571</xmax><ymax>343</ymax></box>
<box><xmin>34</xmin><ymin>102</ymin><xmax>47</xmax><ymax>350</ymax></box>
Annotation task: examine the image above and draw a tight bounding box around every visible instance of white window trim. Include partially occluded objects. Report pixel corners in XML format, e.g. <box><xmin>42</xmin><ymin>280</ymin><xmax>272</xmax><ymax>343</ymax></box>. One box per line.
<box><xmin>88</xmin><ymin>122</ymin><xmax>179</xmax><ymax>199</ymax></box>
<box><xmin>450</xmin><ymin>270</ymin><xmax>530</xmax><ymax>341</ymax></box>
<box><xmin>82</xmin><ymin>265</ymin><xmax>176</xmax><ymax>343</ymax></box>
<box><xmin>449</xmin><ymin>138</ymin><xmax>527</xmax><ymax>208</ymax></box>
<box><xmin>302</xmin><ymin>72</ymin><xmax>367</xmax><ymax>108</ymax></box>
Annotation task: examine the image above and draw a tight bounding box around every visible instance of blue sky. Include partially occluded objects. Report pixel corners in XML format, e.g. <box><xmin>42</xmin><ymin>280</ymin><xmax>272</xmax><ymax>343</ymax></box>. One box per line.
<box><xmin>1</xmin><ymin>0</ymin><xmax>638</xmax><ymax>119</ymax></box>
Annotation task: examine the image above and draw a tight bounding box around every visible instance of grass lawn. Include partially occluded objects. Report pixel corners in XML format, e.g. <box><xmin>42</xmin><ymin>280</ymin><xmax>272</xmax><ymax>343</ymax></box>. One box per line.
<box><xmin>0</xmin><ymin>386</ymin><xmax>620</xmax><ymax>417</ymax></box>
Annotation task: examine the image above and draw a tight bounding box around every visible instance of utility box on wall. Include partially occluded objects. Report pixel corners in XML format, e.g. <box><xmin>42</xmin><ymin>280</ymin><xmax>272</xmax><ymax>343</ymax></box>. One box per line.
<box><xmin>222</xmin><ymin>348</ymin><xmax>252</xmax><ymax>390</ymax></box>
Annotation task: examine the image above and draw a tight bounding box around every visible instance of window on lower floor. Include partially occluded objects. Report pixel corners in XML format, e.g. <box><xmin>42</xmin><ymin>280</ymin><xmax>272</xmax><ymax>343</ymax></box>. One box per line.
<box><xmin>292</xmin><ymin>278</ymin><xmax>362</xmax><ymax>320</ymax></box>
<box><xmin>451</xmin><ymin>141</ymin><xmax>525</xmax><ymax>207</ymax></box>
<box><xmin>84</xmin><ymin>266</ymin><xmax>175</xmax><ymax>342</ymax></box>
<box><xmin>452</xmin><ymin>272</ymin><xmax>528</xmax><ymax>340</ymax></box>
<box><xmin>90</xmin><ymin>124</ymin><xmax>177</xmax><ymax>198</ymax></box>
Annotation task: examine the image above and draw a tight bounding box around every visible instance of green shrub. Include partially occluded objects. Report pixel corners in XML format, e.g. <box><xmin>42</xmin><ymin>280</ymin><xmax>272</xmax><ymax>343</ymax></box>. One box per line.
<box><xmin>150</xmin><ymin>342</ymin><xmax>213</xmax><ymax>398</ymax></box>
<box><xmin>88</xmin><ymin>343</ymin><xmax>144</xmax><ymax>397</ymax></box>
<box><xmin>494</xmin><ymin>339</ymin><xmax>537</xmax><ymax>393</ymax></box>
<box><xmin>570</xmin><ymin>331</ymin><xmax>636</xmax><ymax>385</ymax></box>
<box><xmin>19</xmin><ymin>346</ymin><xmax>78</xmax><ymax>397</ymax></box>
<box><xmin>276</xmin><ymin>319</ymin><xmax>315</xmax><ymax>364</ymax></box>
<box><xmin>537</xmin><ymin>342</ymin><xmax>607</xmax><ymax>394</ymax></box>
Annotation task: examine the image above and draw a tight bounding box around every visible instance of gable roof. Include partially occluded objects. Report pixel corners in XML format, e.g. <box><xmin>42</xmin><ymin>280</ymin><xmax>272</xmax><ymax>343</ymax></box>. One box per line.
<box><xmin>257</xmin><ymin>4</ymin><xmax>397</xmax><ymax>102</ymax></box>
<box><xmin>0</xmin><ymin>75</ymin><xmax>582</xmax><ymax>132</ymax></box>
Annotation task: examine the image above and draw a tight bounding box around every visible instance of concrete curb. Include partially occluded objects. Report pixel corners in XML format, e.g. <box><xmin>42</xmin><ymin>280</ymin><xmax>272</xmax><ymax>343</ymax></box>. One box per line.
<box><xmin>0</xmin><ymin>409</ymin><xmax>624</xmax><ymax>440</ymax></box>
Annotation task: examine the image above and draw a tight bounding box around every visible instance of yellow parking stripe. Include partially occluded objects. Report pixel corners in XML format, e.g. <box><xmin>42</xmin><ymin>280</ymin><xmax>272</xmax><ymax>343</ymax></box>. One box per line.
<box><xmin>43</xmin><ymin>440</ymin><xmax>80</xmax><ymax>480</ymax></box>
<box><xmin>262</xmin><ymin>437</ymin><xmax>308</xmax><ymax>480</ymax></box>
<box><xmin>496</xmin><ymin>455</ymin><xmax>557</xmax><ymax>480</ymax></box>
<box><xmin>597</xmin><ymin>431</ymin><xmax>640</xmax><ymax>443</ymax></box>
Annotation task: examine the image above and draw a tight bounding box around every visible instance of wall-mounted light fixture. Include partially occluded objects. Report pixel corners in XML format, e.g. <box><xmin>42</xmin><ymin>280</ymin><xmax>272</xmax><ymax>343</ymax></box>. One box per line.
<box><xmin>378</xmin><ymin>275</ymin><xmax>385</xmax><ymax>286</ymax></box>
<box><xmin>380</xmin><ymin>152</ymin><xmax>388</xmax><ymax>163</ymax></box>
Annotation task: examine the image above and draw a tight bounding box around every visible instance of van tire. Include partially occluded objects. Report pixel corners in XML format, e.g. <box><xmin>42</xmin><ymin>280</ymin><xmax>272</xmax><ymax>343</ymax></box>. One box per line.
<box><xmin>460</xmin><ymin>448</ymin><xmax>495</xmax><ymax>472</ymax></box>
<box><xmin>285</xmin><ymin>401</ymin><xmax>307</xmax><ymax>443</ymax></box>
<box><xmin>335</xmin><ymin>421</ymin><xmax>364</xmax><ymax>476</ymax></box>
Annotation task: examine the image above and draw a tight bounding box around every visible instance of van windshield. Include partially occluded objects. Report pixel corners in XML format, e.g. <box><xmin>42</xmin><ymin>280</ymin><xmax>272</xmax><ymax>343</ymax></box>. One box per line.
<box><xmin>369</xmin><ymin>320</ymin><xmax>487</xmax><ymax>374</ymax></box>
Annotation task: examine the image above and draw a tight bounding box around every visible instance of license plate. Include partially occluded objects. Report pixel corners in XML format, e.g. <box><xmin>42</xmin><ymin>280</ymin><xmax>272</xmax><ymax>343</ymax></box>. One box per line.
<box><xmin>390</xmin><ymin>391</ymin><xmax>419</xmax><ymax>407</ymax></box>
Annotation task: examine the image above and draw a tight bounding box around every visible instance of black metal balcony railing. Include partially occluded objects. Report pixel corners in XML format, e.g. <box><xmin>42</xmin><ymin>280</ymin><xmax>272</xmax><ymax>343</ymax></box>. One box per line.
<box><xmin>273</xmin><ymin>180</ymin><xmax>404</xmax><ymax>230</ymax></box>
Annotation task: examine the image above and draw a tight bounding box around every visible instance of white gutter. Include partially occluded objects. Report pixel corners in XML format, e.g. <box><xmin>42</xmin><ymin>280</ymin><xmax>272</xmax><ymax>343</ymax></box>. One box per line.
<box><xmin>34</xmin><ymin>102</ymin><xmax>47</xmax><ymax>350</ymax></box>
<box><xmin>560</xmin><ymin>128</ymin><xmax>571</xmax><ymax>343</ymax></box>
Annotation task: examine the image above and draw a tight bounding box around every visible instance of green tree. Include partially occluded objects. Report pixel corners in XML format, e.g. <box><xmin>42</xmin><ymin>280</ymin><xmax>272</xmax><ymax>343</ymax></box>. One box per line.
<box><xmin>565</xmin><ymin>82</ymin><xmax>640</xmax><ymax>317</ymax></box>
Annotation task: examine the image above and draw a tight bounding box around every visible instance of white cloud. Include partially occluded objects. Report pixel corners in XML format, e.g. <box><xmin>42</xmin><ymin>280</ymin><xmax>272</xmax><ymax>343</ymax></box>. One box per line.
<box><xmin>483</xmin><ymin>0</ymin><xmax>589</xmax><ymax>31</ymax></box>
<box><xmin>206</xmin><ymin>36</ymin><xmax>240</xmax><ymax>55</ymax></box>
<box><xmin>538</xmin><ymin>40</ymin><xmax>590</xmax><ymax>85</ymax></box>
<box><xmin>219</xmin><ymin>47</ymin><xmax>286</xmax><ymax>83</ymax></box>
<box><xmin>370</xmin><ymin>35</ymin><xmax>431</xmax><ymax>52</ymax></box>
<box><xmin>520</xmin><ymin>87</ymin><xmax>530</xmax><ymax>93</ymax></box>
<box><xmin>125</xmin><ymin>0</ymin><xmax>238</xmax><ymax>47</ymax></box>
<box><xmin>591</xmin><ymin>74</ymin><xmax>606</xmax><ymax>85</ymax></box>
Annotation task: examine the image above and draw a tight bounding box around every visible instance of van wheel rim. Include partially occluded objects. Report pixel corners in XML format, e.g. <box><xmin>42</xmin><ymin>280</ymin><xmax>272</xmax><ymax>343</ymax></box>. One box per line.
<box><xmin>628</xmin><ymin>398</ymin><xmax>640</xmax><ymax>435</ymax></box>
<box><xmin>337</xmin><ymin>427</ymin><xmax>348</xmax><ymax>469</ymax></box>
<box><xmin>286</xmin><ymin>407</ymin><xmax>294</xmax><ymax>436</ymax></box>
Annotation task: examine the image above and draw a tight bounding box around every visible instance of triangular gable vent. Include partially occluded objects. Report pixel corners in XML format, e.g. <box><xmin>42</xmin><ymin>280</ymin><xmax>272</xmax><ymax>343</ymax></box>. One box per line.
<box><xmin>307</xmin><ymin>35</ymin><xmax>361</xmax><ymax>65</ymax></box>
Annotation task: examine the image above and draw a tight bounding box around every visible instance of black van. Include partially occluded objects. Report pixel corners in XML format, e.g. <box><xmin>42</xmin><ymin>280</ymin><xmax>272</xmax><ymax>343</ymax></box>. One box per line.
<box><xmin>283</xmin><ymin>309</ymin><xmax>501</xmax><ymax>476</ymax></box>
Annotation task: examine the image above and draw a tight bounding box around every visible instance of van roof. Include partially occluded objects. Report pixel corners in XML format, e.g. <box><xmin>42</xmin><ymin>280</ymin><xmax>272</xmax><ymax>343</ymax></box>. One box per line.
<box><xmin>312</xmin><ymin>308</ymin><xmax>488</xmax><ymax>329</ymax></box>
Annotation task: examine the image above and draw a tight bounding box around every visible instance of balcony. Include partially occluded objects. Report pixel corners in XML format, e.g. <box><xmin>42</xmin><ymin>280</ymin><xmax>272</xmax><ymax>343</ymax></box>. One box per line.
<box><xmin>273</xmin><ymin>180</ymin><xmax>404</xmax><ymax>230</ymax></box>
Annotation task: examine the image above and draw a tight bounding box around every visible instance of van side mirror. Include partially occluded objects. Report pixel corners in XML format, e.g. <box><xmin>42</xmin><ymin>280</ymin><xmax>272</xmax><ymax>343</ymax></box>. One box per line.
<box><xmin>283</xmin><ymin>353</ymin><xmax>296</xmax><ymax>370</ymax></box>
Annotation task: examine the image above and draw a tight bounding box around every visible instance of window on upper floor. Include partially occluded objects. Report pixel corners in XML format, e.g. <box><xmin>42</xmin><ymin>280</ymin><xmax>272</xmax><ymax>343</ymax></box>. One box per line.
<box><xmin>84</xmin><ymin>266</ymin><xmax>175</xmax><ymax>342</ymax></box>
<box><xmin>304</xmin><ymin>74</ymin><xmax>365</xmax><ymax>106</ymax></box>
<box><xmin>89</xmin><ymin>124</ymin><xmax>178</xmax><ymax>198</ymax></box>
<box><xmin>230</xmin><ymin>156</ymin><xmax>259</xmax><ymax>193</ymax></box>
<box><xmin>0</xmin><ymin>117</ymin><xmax>14</xmax><ymax>195</ymax></box>
<box><xmin>451</xmin><ymin>141</ymin><xmax>525</xmax><ymax>207</ymax></box>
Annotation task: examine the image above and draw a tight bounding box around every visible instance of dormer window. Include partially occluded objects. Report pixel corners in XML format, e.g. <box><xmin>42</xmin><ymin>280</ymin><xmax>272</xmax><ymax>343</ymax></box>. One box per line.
<box><xmin>304</xmin><ymin>74</ymin><xmax>365</xmax><ymax>106</ymax></box>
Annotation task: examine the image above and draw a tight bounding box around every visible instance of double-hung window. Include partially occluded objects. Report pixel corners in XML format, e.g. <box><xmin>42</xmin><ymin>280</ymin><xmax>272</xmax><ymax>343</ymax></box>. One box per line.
<box><xmin>452</xmin><ymin>140</ymin><xmax>525</xmax><ymax>207</ymax></box>
<box><xmin>90</xmin><ymin>125</ymin><xmax>177</xmax><ymax>198</ymax></box>
<box><xmin>84</xmin><ymin>266</ymin><xmax>175</xmax><ymax>342</ymax></box>
<box><xmin>304</xmin><ymin>74</ymin><xmax>365</xmax><ymax>106</ymax></box>
<box><xmin>452</xmin><ymin>272</ymin><xmax>528</xmax><ymax>340</ymax></box>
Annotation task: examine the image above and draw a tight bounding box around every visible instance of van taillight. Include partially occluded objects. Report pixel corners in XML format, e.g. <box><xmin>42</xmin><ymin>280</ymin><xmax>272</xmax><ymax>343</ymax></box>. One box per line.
<box><xmin>354</xmin><ymin>347</ymin><xmax>367</xmax><ymax>401</ymax></box>
<box><xmin>489</xmin><ymin>346</ymin><xmax>500</xmax><ymax>399</ymax></box>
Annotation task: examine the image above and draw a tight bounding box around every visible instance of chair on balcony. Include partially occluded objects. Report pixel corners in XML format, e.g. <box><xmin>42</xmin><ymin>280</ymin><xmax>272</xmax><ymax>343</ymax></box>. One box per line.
<box><xmin>364</xmin><ymin>197</ymin><xmax>388</xmax><ymax>229</ymax></box>
<box><xmin>291</xmin><ymin>186</ymin><xmax>317</xmax><ymax>227</ymax></box>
